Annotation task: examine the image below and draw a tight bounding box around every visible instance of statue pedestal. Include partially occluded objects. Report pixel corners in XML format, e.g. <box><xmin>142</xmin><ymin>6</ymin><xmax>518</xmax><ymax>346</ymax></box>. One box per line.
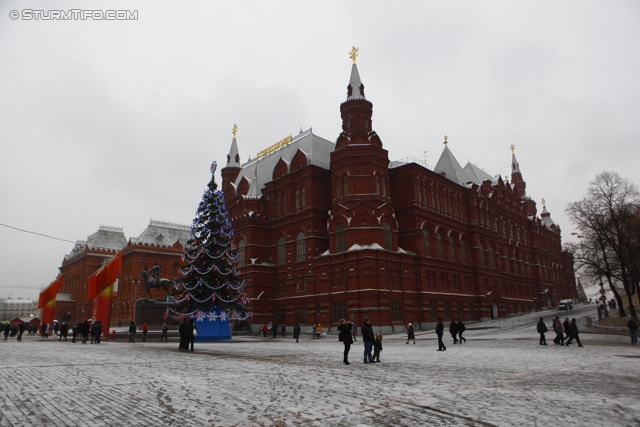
<box><xmin>134</xmin><ymin>300</ymin><xmax>173</xmax><ymax>327</ymax></box>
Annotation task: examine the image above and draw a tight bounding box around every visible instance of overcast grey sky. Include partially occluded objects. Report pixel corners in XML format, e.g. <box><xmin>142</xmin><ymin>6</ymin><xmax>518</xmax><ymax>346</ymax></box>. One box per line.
<box><xmin>1</xmin><ymin>1</ymin><xmax>639</xmax><ymax>301</ymax></box>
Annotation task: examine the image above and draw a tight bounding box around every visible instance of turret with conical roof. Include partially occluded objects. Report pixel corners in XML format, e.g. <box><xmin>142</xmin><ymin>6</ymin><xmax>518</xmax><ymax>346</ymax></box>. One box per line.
<box><xmin>329</xmin><ymin>48</ymin><xmax>396</xmax><ymax>252</ymax></box>
<box><xmin>509</xmin><ymin>144</ymin><xmax>527</xmax><ymax>198</ymax></box>
<box><xmin>221</xmin><ymin>124</ymin><xmax>242</xmax><ymax>195</ymax></box>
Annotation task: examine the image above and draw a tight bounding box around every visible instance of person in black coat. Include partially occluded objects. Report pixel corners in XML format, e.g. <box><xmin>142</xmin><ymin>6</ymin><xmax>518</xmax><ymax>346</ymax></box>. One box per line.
<box><xmin>293</xmin><ymin>323</ymin><xmax>301</xmax><ymax>343</ymax></box>
<box><xmin>40</xmin><ymin>323</ymin><xmax>48</xmax><ymax>338</ymax></box>
<box><xmin>449</xmin><ymin>319</ymin><xmax>459</xmax><ymax>344</ymax></box>
<box><xmin>3</xmin><ymin>322</ymin><xmax>10</xmax><ymax>340</ymax></box>
<box><xmin>406</xmin><ymin>323</ymin><xmax>415</xmax><ymax>344</ymax></box>
<box><xmin>93</xmin><ymin>321</ymin><xmax>102</xmax><ymax>344</ymax></box>
<box><xmin>178</xmin><ymin>318</ymin><xmax>189</xmax><ymax>351</ymax></box>
<box><xmin>361</xmin><ymin>317</ymin><xmax>375</xmax><ymax>363</ymax></box>
<box><xmin>81</xmin><ymin>320</ymin><xmax>90</xmax><ymax>344</ymax></box>
<box><xmin>337</xmin><ymin>319</ymin><xmax>353</xmax><ymax>365</ymax></box>
<box><xmin>570</xmin><ymin>318</ymin><xmax>583</xmax><ymax>347</ymax></box>
<box><xmin>563</xmin><ymin>318</ymin><xmax>573</xmax><ymax>345</ymax></box>
<box><xmin>17</xmin><ymin>322</ymin><xmax>25</xmax><ymax>341</ymax></box>
<box><xmin>537</xmin><ymin>318</ymin><xmax>548</xmax><ymax>345</ymax></box>
<box><xmin>436</xmin><ymin>318</ymin><xmax>446</xmax><ymax>351</ymax></box>
<box><xmin>128</xmin><ymin>321</ymin><xmax>136</xmax><ymax>343</ymax></box>
<box><xmin>457</xmin><ymin>318</ymin><xmax>467</xmax><ymax>343</ymax></box>
<box><xmin>272</xmin><ymin>322</ymin><xmax>278</xmax><ymax>338</ymax></box>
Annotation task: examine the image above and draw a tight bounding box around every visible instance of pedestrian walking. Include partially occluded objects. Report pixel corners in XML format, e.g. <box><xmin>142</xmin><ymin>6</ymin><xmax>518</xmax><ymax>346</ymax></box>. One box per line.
<box><xmin>338</xmin><ymin>319</ymin><xmax>353</xmax><ymax>365</ymax></box>
<box><xmin>160</xmin><ymin>323</ymin><xmax>168</xmax><ymax>341</ymax></box>
<box><xmin>553</xmin><ymin>317</ymin><xmax>564</xmax><ymax>346</ymax></box>
<box><xmin>537</xmin><ymin>318</ymin><xmax>548</xmax><ymax>345</ymax></box>
<box><xmin>59</xmin><ymin>322</ymin><xmax>68</xmax><ymax>341</ymax></box>
<box><xmin>570</xmin><ymin>318</ymin><xmax>583</xmax><ymax>347</ymax></box>
<box><xmin>293</xmin><ymin>323</ymin><xmax>301</xmax><ymax>343</ymax></box>
<box><xmin>627</xmin><ymin>317</ymin><xmax>638</xmax><ymax>345</ymax></box>
<box><xmin>261</xmin><ymin>324</ymin><xmax>268</xmax><ymax>337</ymax></box>
<box><xmin>373</xmin><ymin>333</ymin><xmax>383</xmax><ymax>362</ymax></box>
<box><xmin>449</xmin><ymin>319</ymin><xmax>459</xmax><ymax>344</ymax></box>
<box><xmin>436</xmin><ymin>318</ymin><xmax>446</xmax><ymax>351</ymax></box>
<box><xmin>142</xmin><ymin>322</ymin><xmax>148</xmax><ymax>342</ymax></box>
<box><xmin>350</xmin><ymin>322</ymin><xmax>357</xmax><ymax>342</ymax></box>
<box><xmin>53</xmin><ymin>322</ymin><xmax>59</xmax><ymax>338</ymax></box>
<box><xmin>3</xmin><ymin>322</ymin><xmax>10</xmax><ymax>340</ymax></box>
<box><xmin>272</xmin><ymin>322</ymin><xmax>278</xmax><ymax>338</ymax></box>
<box><xmin>361</xmin><ymin>317</ymin><xmax>375</xmax><ymax>363</ymax></box>
<box><xmin>406</xmin><ymin>323</ymin><xmax>416</xmax><ymax>344</ymax></box>
<box><xmin>281</xmin><ymin>325</ymin><xmax>286</xmax><ymax>338</ymax></box>
<box><xmin>17</xmin><ymin>322</ymin><xmax>25</xmax><ymax>341</ymax></box>
<box><xmin>178</xmin><ymin>318</ymin><xmax>189</xmax><ymax>351</ymax></box>
<box><xmin>128</xmin><ymin>321</ymin><xmax>136</xmax><ymax>343</ymax></box>
<box><xmin>40</xmin><ymin>323</ymin><xmax>48</xmax><ymax>338</ymax></box>
<box><xmin>457</xmin><ymin>318</ymin><xmax>467</xmax><ymax>343</ymax></box>
<box><xmin>563</xmin><ymin>318</ymin><xmax>573</xmax><ymax>345</ymax></box>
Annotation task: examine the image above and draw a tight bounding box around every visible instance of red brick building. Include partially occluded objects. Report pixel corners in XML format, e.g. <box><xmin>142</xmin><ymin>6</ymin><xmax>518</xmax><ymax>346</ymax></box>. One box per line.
<box><xmin>221</xmin><ymin>58</ymin><xmax>577</xmax><ymax>334</ymax></box>
<box><xmin>55</xmin><ymin>221</ymin><xmax>189</xmax><ymax>325</ymax></box>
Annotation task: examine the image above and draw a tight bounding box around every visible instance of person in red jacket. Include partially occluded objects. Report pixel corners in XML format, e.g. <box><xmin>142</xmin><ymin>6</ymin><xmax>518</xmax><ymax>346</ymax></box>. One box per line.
<box><xmin>142</xmin><ymin>322</ymin><xmax>148</xmax><ymax>342</ymax></box>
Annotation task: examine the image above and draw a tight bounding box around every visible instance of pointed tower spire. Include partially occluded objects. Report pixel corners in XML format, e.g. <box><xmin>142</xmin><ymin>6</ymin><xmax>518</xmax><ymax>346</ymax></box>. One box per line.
<box><xmin>540</xmin><ymin>198</ymin><xmax>559</xmax><ymax>232</ymax></box>
<box><xmin>509</xmin><ymin>144</ymin><xmax>527</xmax><ymax>197</ymax></box>
<box><xmin>221</xmin><ymin>124</ymin><xmax>242</xmax><ymax>195</ymax></box>
<box><xmin>246</xmin><ymin>165</ymin><xmax>261</xmax><ymax>198</ymax></box>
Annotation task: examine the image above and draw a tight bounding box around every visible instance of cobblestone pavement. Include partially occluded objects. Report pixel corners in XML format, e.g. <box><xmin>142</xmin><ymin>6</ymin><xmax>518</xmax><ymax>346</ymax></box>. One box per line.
<box><xmin>1</xmin><ymin>326</ymin><xmax>639</xmax><ymax>427</ymax></box>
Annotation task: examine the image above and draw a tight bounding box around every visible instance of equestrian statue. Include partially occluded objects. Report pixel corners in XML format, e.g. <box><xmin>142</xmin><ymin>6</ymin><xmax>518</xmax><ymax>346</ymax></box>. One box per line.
<box><xmin>139</xmin><ymin>262</ymin><xmax>175</xmax><ymax>300</ymax></box>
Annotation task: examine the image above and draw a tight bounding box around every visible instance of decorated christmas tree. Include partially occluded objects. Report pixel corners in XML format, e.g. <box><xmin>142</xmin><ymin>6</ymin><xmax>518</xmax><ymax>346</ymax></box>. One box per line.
<box><xmin>169</xmin><ymin>160</ymin><xmax>252</xmax><ymax>328</ymax></box>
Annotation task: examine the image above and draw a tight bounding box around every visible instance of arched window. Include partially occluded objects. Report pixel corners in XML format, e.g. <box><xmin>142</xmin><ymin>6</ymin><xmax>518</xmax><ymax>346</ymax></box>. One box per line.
<box><xmin>277</xmin><ymin>237</ymin><xmax>286</xmax><ymax>265</ymax></box>
<box><xmin>296</xmin><ymin>232</ymin><xmax>305</xmax><ymax>262</ymax></box>
<box><xmin>301</xmin><ymin>187</ymin><xmax>306</xmax><ymax>209</ymax></box>
<box><xmin>489</xmin><ymin>247</ymin><xmax>495</xmax><ymax>269</ymax></box>
<box><xmin>437</xmin><ymin>234</ymin><xmax>444</xmax><ymax>259</ymax></box>
<box><xmin>238</xmin><ymin>240</ymin><xmax>246</xmax><ymax>268</ymax></box>
<box><xmin>295</xmin><ymin>189</ymin><xmax>300</xmax><ymax>212</ymax></box>
<box><xmin>460</xmin><ymin>240</ymin><xmax>467</xmax><ymax>264</ymax></box>
<box><xmin>336</xmin><ymin>179</ymin><xmax>341</xmax><ymax>201</ymax></box>
<box><xmin>336</xmin><ymin>223</ymin><xmax>346</xmax><ymax>253</ymax></box>
<box><xmin>376</xmin><ymin>175</ymin><xmax>380</xmax><ymax>198</ymax></box>
<box><xmin>478</xmin><ymin>243</ymin><xmax>485</xmax><ymax>267</ymax></box>
<box><xmin>383</xmin><ymin>222</ymin><xmax>392</xmax><ymax>250</ymax></box>
<box><xmin>423</xmin><ymin>229</ymin><xmax>431</xmax><ymax>256</ymax></box>
<box><xmin>449</xmin><ymin>236</ymin><xmax>456</xmax><ymax>261</ymax></box>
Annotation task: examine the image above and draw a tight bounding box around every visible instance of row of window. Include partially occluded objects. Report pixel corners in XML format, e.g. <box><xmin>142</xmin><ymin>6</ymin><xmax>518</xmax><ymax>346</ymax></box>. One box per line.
<box><xmin>276</xmin><ymin>188</ymin><xmax>307</xmax><ymax>218</ymax></box>
<box><xmin>335</xmin><ymin>175</ymin><xmax>388</xmax><ymax>202</ymax></box>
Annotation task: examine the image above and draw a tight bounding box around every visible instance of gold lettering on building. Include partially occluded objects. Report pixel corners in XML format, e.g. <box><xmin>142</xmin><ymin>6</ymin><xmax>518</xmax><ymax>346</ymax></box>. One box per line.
<box><xmin>256</xmin><ymin>135</ymin><xmax>293</xmax><ymax>159</ymax></box>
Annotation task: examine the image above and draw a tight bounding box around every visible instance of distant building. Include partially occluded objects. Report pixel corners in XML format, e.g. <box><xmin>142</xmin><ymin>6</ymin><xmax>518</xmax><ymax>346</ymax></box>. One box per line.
<box><xmin>54</xmin><ymin>220</ymin><xmax>190</xmax><ymax>324</ymax></box>
<box><xmin>220</xmin><ymin>55</ymin><xmax>577</xmax><ymax>333</ymax></box>
<box><xmin>0</xmin><ymin>298</ymin><xmax>39</xmax><ymax>321</ymax></box>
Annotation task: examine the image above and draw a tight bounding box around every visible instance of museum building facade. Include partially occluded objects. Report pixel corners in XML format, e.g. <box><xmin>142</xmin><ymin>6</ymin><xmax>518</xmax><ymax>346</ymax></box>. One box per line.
<box><xmin>221</xmin><ymin>58</ymin><xmax>577</xmax><ymax>333</ymax></box>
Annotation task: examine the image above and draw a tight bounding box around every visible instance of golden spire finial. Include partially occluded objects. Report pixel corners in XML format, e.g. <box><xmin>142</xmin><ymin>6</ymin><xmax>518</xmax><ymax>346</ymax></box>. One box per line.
<box><xmin>232</xmin><ymin>124</ymin><xmax>238</xmax><ymax>138</ymax></box>
<box><xmin>443</xmin><ymin>135</ymin><xmax>448</xmax><ymax>145</ymax></box>
<box><xmin>349</xmin><ymin>46</ymin><xmax>359</xmax><ymax>64</ymax></box>
<box><xmin>505</xmin><ymin>175</ymin><xmax>509</xmax><ymax>181</ymax></box>
<box><xmin>542</xmin><ymin>198</ymin><xmax>546</xmax><ymax>206</ymax></box>
<box><xmin>510</xmin><ymin>144</ymin><xmax>515</xmax><ymax>154</ymax></box>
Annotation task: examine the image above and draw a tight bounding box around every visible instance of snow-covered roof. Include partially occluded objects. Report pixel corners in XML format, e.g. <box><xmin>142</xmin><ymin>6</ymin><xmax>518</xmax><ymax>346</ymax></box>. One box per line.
<box><xmin>463</xmin><ymin>162</ymin><xmax>494</xmax><ymax>185</ymax></box>
<box><xmin>132</xmin><ymin>219</ymin><xmax>191</xmax><ymax>246</ymax></box>
<box><xmin>346</xmin><ymin>63</ymin><xmax>366</xmax><ymax>101</ymax></box>
<box><xmin>65</xmin><ymin>225</ymin><xmax>127</xmax><ymax>259</ymax></box>
<box><xmin>233</xmin><ymin>128</ymin><xmax>334</xmax><ymax>197</ymax></box>
<box><xmin>434</xmin><ymin>145</ymin><xmax>470</xmax><ymax>186</ymax></box>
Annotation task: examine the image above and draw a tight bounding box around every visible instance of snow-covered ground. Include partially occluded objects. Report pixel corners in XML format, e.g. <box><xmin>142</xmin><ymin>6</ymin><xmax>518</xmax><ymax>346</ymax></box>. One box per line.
<box><xmin>1</xmin><ymin>308</ymin><xmax>638</xmax><ymax>427</ymax></box>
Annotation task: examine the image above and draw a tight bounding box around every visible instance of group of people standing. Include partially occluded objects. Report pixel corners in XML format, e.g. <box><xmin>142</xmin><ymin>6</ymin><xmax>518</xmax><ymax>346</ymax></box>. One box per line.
<box><xmin>435</xmin><ymin>318</ymin><xmax>466</xmax><ymax>351</ymax></box>
<box><xmin>338</xmin><ymin>317</ymin><xmax>382</xmax><ymax>364</ymax></box>
<box><xmin>537</xmin><ymin>317</ymin><xmax>583</xmax><ymax>347</ymax></box>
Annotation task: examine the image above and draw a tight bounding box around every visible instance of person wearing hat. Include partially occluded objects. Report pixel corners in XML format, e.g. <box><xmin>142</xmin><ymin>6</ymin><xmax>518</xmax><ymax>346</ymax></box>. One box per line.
<box><xmin>361</xmin><ymin>317</ymin><xmax>375</xmax><ymax>363</ymax></box>
<box><xmin>406</xmin><ymin>323</ymin><xmax>415</xmax><ymax>344</ymax></box>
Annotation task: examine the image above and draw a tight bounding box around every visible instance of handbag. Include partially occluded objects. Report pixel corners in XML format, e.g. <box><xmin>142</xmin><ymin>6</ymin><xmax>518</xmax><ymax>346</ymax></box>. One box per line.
<box><xmin>193</xmin><ymin>328</ymin><xmax>197</xmax><ymax>337</ymax></box>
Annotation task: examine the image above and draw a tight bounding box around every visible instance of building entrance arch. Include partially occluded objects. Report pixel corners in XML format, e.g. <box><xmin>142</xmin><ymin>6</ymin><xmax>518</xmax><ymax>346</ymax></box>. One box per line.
<box><xmin>490</xmin><ymin>302</ymin><xmax>498</xmax><ymax>319</ymax></box>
